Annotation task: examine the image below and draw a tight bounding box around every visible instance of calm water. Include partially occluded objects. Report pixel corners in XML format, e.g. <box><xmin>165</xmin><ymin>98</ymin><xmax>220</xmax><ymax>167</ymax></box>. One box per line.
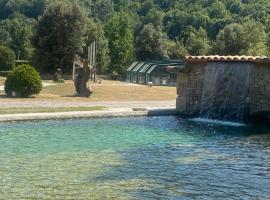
<box><xmin>0</xmin><ymin>116</ymin><xmax>270</xmax><ymax>199</ymax></box>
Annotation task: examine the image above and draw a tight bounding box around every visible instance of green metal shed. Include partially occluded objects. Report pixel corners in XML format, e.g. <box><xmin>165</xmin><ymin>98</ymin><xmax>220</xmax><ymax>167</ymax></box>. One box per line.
<box><xmin>126</xmin><ymin>60</ymin><xmax>184</xmax><ymax>86</ymax></box>
<box><xmin>130</xmin><ymin>62</ymin><xmax>146</xmax><ymax>83</ymax></box>
<box><xmin>126</xmin><ymin>61</ymin><xmax>139</xmax><ymax>82</ymax></box>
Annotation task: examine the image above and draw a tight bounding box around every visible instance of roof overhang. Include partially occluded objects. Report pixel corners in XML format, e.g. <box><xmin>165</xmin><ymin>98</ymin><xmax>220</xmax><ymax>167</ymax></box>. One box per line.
<box><xmin>185</xmin><ymin>55</ymin><xmax>270</xmax><ymax>64</ymax></box>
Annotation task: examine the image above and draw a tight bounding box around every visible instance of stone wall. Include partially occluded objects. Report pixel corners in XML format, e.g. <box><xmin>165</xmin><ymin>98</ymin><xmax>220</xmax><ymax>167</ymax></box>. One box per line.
<box><xmin>248</xmin><ymin>64</ymin><xmax>270</xmax><ymax>115</ymax></box>
<box><xmin>176</xmin><ymin>64</ymin><xmax>205</xmax><ymax>115</ymax></box>
<box><xmin>176</xmin><ymin>62</ymin><xmax>270</xmax><ymax>122</ymax></box>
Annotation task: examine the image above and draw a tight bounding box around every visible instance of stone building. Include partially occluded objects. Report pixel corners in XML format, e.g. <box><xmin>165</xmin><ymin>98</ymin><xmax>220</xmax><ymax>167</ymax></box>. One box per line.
<box><xmin>172</xmin><ymin>56</ymin><xmax>270</xmax><ymax>123</ymax></box>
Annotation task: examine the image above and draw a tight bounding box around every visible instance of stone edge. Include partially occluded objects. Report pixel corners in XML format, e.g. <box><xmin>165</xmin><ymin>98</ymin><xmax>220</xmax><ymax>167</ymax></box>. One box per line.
<box><xmin>0</xmin><ymin>108</ymin><xmax>177</xmax><ymax>122</ymax></box>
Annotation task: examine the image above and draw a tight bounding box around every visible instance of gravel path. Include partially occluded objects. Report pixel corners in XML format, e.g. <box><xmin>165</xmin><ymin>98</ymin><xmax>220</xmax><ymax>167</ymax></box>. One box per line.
<box><xmin>0</xmin><ymin>100</ymin><xmax>176</xmax><ymax>109</ymax></box>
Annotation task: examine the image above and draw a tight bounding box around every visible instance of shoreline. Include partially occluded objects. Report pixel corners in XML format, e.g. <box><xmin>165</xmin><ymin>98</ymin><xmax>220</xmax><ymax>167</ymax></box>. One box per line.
<box><xmin>0</xmin><ymin>108</ymin><xmax>177</xmax><ymax>122</ymax></box>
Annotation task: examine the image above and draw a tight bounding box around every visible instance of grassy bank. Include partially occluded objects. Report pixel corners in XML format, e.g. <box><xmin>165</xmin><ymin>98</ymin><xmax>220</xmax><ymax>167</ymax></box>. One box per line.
<box><xmin>0</xmin><ymin>106</ymin><xmax>106</xmax><ymax>114</ymax></box>
<box><xmin>0</xmin><ymin>80</ymin><xmax>176</xmax><ymax>101</ymax></box>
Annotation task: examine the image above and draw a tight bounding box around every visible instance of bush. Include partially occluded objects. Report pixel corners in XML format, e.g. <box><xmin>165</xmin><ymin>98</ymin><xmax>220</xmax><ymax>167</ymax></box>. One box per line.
<box><xmin>5</xmin><ymin>64</ymin><xmax>42</xmax><ymax>97</ymax></box>
<box><xmin>0</xmin><ymin>46</ymin><xmax>16</xmax><ymax>71</ymax></box>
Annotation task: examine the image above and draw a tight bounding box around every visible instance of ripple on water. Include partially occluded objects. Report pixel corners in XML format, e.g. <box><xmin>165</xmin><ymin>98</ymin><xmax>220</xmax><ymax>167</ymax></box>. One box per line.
<box><xmin>0</xmin><ymin>116</ymin><xmax>270</xmax><ymax>199</ymax></box>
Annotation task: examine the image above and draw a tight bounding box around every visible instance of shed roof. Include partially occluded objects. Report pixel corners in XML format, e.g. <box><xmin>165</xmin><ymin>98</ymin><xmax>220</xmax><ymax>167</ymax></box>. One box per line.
<box><xmin>131</xmin><ymin>62</ymin><xmax>147</xmax><ymax>72</ymax></box>
<box><xmin>146</xmin><ymin>65</ymin><xmax>158</xmax><ymax>74</ymax></box>
<box><xmin>185</xmin><ymin>55</ymin><xmax>270</xmax><ymax>64</ymax></box>
<box><xmin>127</xmin><ymin>61</ymin><xmax>139</xmax><ymax>72</ymax></box>
<box><xmin>139</xmin><ymin>63</ymin><xmax>153</xmax><ymax>73</ymax></box>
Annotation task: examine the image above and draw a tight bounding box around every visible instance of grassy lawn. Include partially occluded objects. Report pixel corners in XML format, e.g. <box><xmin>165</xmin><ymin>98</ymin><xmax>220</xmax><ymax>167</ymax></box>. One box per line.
<box><xmin>40</xmin><ymin>80</ymin><xmax>176</xmax><ymax>101</ymax></box>
<box><xmin>0</xmin><ymin>106</ymin><xmax>106</xmax><ymax>114</ymax></box>
<box><xmin>0</xmin><ymin>79</ymin><xmax>176</xmax><ymax>101</ymax></box>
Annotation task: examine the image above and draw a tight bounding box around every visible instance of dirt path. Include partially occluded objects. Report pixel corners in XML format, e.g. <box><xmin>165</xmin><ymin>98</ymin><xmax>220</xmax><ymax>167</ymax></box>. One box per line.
<box><xmin>0</xmin><ymin>100</ymin><xmax>176</xmax><ymax>109</ymax></box>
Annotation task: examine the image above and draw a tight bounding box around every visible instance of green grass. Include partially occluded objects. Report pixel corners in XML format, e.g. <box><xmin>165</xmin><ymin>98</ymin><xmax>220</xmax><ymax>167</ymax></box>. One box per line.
<box><xmin>0</xmin><ymin>106</ymin><xmax>106</xmax><ymax>114</ymax></box>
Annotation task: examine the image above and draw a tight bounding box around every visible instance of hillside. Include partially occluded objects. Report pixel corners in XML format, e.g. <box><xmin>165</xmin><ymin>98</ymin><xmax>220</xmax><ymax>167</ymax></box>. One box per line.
<box><xmin>0</xmin><ymin>0</ymin><xmax>270</xmax><ymax>73</ymax></box>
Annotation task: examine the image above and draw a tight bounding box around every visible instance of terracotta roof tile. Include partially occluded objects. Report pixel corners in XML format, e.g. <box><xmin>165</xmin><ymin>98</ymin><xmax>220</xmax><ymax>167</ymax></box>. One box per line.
<box><xmin>185</xmin><ymin>55</ymin><xmax>270</xmax><ymax>63</ymax></box>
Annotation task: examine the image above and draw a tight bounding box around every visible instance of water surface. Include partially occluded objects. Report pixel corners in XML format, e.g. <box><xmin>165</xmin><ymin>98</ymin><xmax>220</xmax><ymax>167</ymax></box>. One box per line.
<box><xmin>0</xmin><ymin>116</ymin><xmax>269</xmax><ymax>199</ymax></box>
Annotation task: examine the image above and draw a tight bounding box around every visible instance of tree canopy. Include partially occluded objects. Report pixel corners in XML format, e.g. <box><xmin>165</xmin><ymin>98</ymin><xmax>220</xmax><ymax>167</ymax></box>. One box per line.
<box><xmin>32</xmin><ymin>2</ymin><xmax>87</xmax><ymax>73</ymax></box>
<box><xmin>0</xmin><ymin>0</ymin><xmax>270</xmax><ymax>74</ymax></box>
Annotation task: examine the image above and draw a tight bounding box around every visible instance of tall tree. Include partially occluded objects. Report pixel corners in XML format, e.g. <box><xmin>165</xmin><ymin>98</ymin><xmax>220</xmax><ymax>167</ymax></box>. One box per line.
<box><xmin>83</xmin><ymin>19</ymin><xmax>110</xmax><ymax>73</ymax></box>
<box><xmin>185</xmin><ymin>27</ymin><xmax>209</xmax><ymax>55</ymax></box>
<box><xmin>0</xmin><ymin>15</ymin><xmax>34</xmax><ymax>59</ymax></box>
<box><xmin>143</xmin><ymin>8</ymin><xmax>165</xmax><ymax>28</ymax></box>
<box><xmin>213</xmin><ymin>21</ymin><xmax>268</xmax><ymax>55</ymax></box>
<box><xmin>32</xmin><ymin>1</ymin><xmax>87</xmax><ymax>73</ymax></box>
<box><xmin>105</xmin><ymin>12</ymin><xmax>134</xmax><ymax>74</ymax></box>
<box><xmin>91</xmin><ymin>0</ymin><xmax>114</xmax><ymax>22</ymax></box>
<box><xmin>242</xmin><ymin>20</ymin><xmax>268</xmax><ymax>55</ymax></box>
<box><xmin>167</xmin><ymin>40</ymin><xmax>187</xmax><ymax>59</ymax></box>
<box><xmin>135</xmin><ymin>23</ymin><xmax>168</xmax><ymax>60</ymax></box>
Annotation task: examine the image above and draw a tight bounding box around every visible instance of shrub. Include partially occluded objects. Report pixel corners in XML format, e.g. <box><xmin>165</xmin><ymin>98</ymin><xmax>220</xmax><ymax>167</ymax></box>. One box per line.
<box><xmin>5</xmin><ymin>64</ymin><xmax>42</xmax><ymax>97</ymax></box>
<box><xmin>0</xmin><ymin>46</ymin><xmax>16</xmax><ymax>71</ymax></box>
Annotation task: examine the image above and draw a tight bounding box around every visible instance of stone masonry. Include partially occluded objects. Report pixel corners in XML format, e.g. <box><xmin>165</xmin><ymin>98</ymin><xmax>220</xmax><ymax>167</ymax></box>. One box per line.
<box><xmin>248</xmin><ymin>64</ymin><xmax>270</xmax><ymax>114</ymax></box>
<box><xmin>176</xmin><ymin>56</ymin><xmax>270</xmax><ymax>123</ymax></box>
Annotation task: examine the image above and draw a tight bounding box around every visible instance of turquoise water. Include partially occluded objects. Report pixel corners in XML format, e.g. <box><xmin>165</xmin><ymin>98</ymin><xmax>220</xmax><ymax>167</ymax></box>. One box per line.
<box><xmin>0</xmin><ymin>116</ymin><xmax>270</xmax><ymax>199</ymax></box>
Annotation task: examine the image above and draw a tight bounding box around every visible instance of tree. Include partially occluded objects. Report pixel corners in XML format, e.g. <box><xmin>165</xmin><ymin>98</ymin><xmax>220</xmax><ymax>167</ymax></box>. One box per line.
<box><xmin>213</xmin><ymin>23</ymin><xmax>246</xmax><ymax>55</ymax></box>
<box><xmin>135</xmin><ymin>23</ymin><xmax>168</xmax><ymax>60</ymax></box>
<box><xmin>105</xmin><ymin>12</ymin><xmax>134</xmax><ymax>74</ymax></box>
<box><xmin>185</xmin><ymin>27</ymin><xmax>209</xmax><ymax>55</ymax></box>
<box><xmin>0</xmin><ymin>15</ymin><xmax>34</xmax><ymax>59</ymax></box>
<box><xmin>208</xmin><ymin>1</ymin><xmax>228</xmax><ymax>19</ymax></box>
<box><xmin>139</xmin><ymin>0</ymin><xmax>154</xmax><ymax>16</ymax></box>
<box><xmin>163</xmin><ymin>9</ymin><xmax>190</xmax><ymax>39</ymax></box>
<box><xmin>0</xmin><ymin>45</ymin><xmax>16</xmax><ymax>71</ymax></box>
<box><xmin>83</xmin><ymin>19</ymin><xmax>110</xmax><ymax>73</ymax></box>
<box><xmin>143</xmin><ymin>8</ymin><xmax>164</xmax><ymax>28</ymax></box>
<box><xmin>91</xmin><ymin>0</ymin><xmax>114</xmax><ymax>22</ymax></box>
<box><xmin>242</xmin><ymin>20</ymin><xmax>268</xmax><ymax>55</ymax></box>
<box><xmin>213</xmin><ymin>21</ymin><xmax>268</xmax><ymax>55</ymax></box>
<box><xmin>167</xmin><ymin>40</ymin><xmax>187</xmax><ymax>59</ymax></box>
<box><xmin>0</xmin><ymin>0</ymin><xmax>46</xmax><ymax>19</ymax></box>
<box><xmin>32</xmin><ymin>2</ymin><xmax>87</xmax><ymax>73</ymax></box>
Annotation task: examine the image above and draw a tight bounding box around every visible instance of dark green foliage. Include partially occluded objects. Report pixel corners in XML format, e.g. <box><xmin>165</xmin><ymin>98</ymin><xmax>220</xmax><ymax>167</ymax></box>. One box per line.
<box><xmin>185</xmin><ymin>27</ymin><xmax>209</xmax><ymax>55</ymax></box>
<box><xmin>105</xmin><ymin>12</ymin><xmax>134</xmax><ymax>74</ymax></box>
<box><xmin>32</xmin><ymin>2</ymin><xmax>87</xmax><ymax>73</ymax></box>
<box><xmin>4</xmin><ymin>64</ymin><xmax>42</xmax><ymax>97</ymax></box>
<box><xmin>0</xmin><ymin>0</ymin><xmax>46</xmax><ymax>19</ymax></box>
<box><xmin>143</xmin><ymin>8</ymin><xmax>165</xmax><ymax>28</ymax></box>
<box><xmin>136</xmin><ymin>24</ymin><xmax>168</xmax><ymax>60</ymax></box>
<box><xmin>0</xmin><ymin>45</ymin><xmax>15</xmax><ymax>71</ymax></box>
<box><xmin>213</xmin><ymin>23</ymin><xmax>246</xmax><ymax>55</ymax></box>
<box><xmin>0</xmin><ymin>16</ymin><xmax>34</xmax><ymax>59</ymax></box>
<box><xmin>1</xmin><ymin>0</ymin><xmax>270</xmax><ymax>75</ymax></box>
<box><xmin>213</xmin><ymin>21</ymin><xmax>267</xmax><ymax>55</ymax></box>
<box><xmin>167</xmin><ymin>40</ymin><xmax>187</xmax><ymax>59</ymax></box>
<box><xmin>83</xmin><ymin>19</ymin><xmax>110</xmax><ymax>73</ymax></box>
<box><xmin>91</xmin><ymin>0</ymin><xmax>114</xmax><ymax>22</ymax></box>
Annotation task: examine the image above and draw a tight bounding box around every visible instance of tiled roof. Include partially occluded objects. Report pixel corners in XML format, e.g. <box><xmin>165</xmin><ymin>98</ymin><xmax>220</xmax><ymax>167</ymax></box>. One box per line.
<box><xmin>185</xmin><ymin>55</ymin><xmax>270</xmax><ymax>63</ymax></box>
